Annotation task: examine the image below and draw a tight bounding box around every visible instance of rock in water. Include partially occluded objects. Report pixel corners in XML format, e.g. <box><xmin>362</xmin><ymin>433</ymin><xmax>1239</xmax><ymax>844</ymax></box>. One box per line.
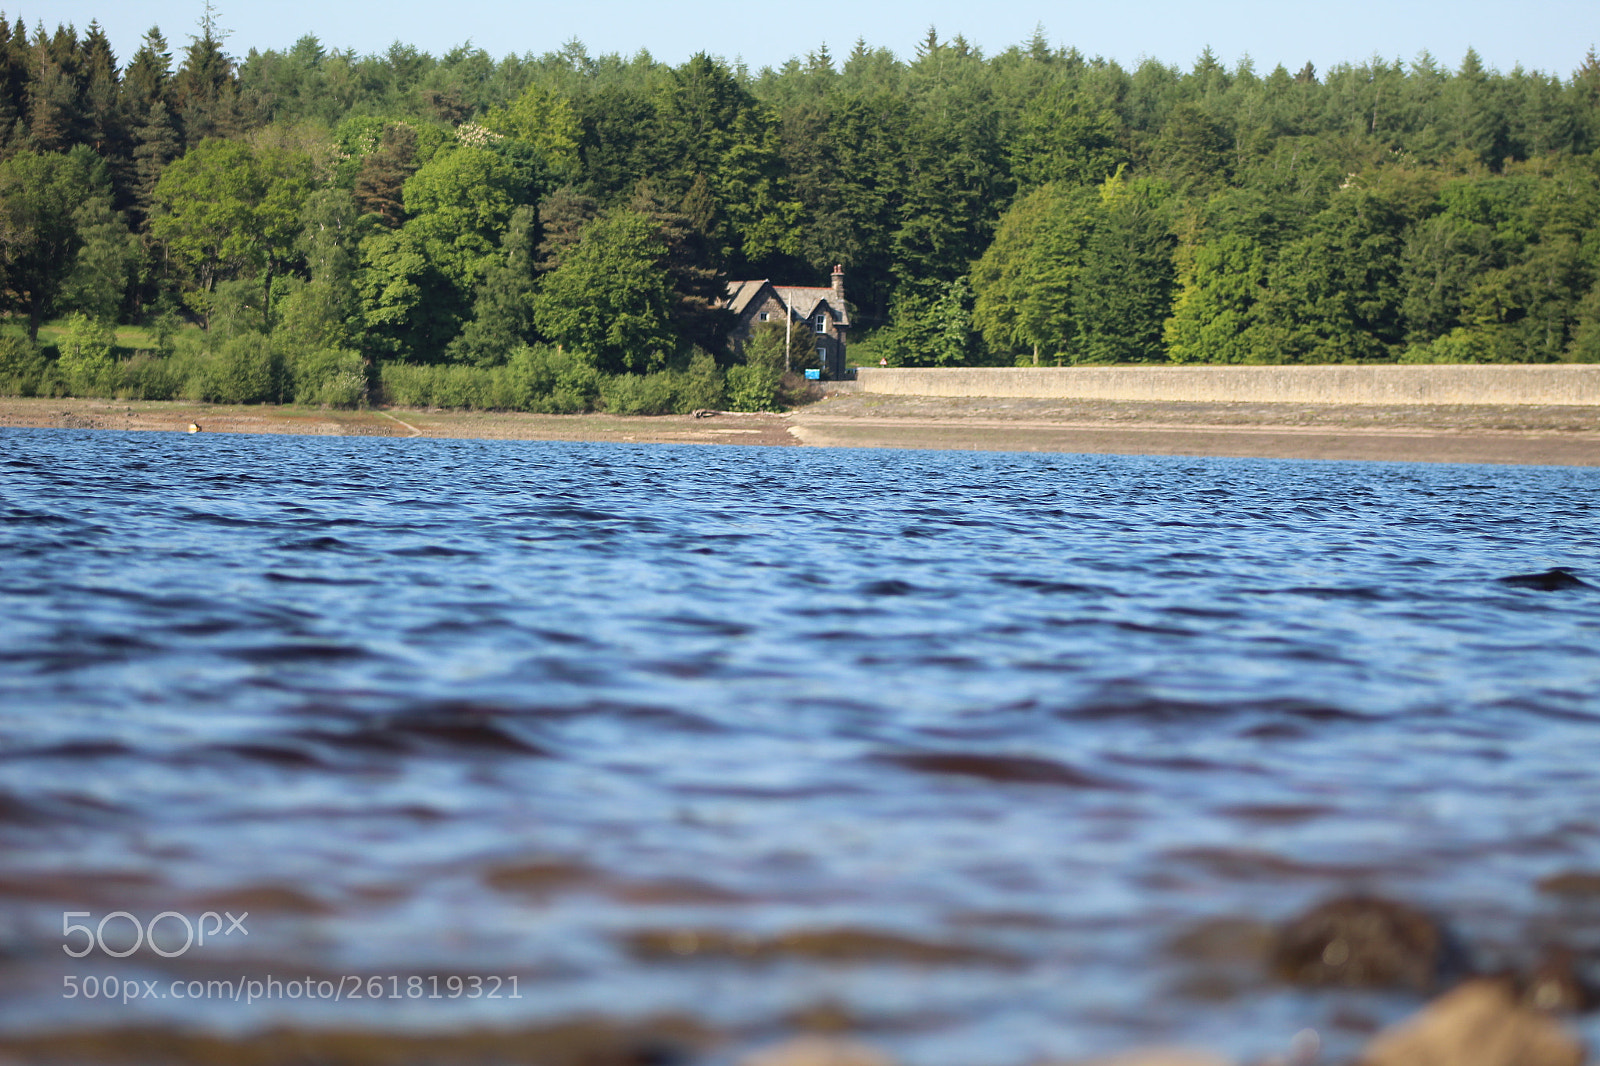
<box><xmin>1359</xmin><ymin>978</ymin><xmax>1585</xmax><ymax>1066</ymax></box>
<box><xmin>1498</xmin><ymin>567</ymin><xmax>1590</xmax><ymax>590</ymax></box>
<box><xmin>1272</xmin><ymin>895</ymin><xmax>1449</xmax><ymax>991</ymax></box>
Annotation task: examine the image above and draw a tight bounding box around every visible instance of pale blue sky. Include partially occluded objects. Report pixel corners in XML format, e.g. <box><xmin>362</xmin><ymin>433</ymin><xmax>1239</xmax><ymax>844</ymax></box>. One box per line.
<box><xmin>30</xmin><ymin>0</ymin><xmax>1600</xmax><ymax>80</ymax></box>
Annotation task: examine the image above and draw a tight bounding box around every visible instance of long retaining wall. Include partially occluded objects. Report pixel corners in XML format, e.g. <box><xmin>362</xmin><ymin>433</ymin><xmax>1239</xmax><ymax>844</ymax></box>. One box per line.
<box><xmin>837</xmin><ymin>365</ymin><xmax>1600</xmax><ymax>406</ymax></box>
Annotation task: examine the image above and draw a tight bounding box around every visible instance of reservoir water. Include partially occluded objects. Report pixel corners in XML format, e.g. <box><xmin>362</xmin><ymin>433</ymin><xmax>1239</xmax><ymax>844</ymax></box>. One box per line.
<box><xmin>2</xmin><ymin>428</ymin><xmax>1599</xmax><ymax>1064</ymax></box>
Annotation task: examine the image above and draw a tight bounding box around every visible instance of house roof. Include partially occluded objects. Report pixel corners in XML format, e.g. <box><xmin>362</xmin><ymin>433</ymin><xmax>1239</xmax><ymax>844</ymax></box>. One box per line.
<box><xmin>724</xmin><ymin>280</ymin><xmax>848</xmax><ymax>326</ymax></box>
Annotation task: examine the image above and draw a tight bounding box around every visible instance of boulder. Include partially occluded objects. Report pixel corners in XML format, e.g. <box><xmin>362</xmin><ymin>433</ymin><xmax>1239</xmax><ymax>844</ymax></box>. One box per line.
<box><xmin>1359</xmin><ymin>978</ymin><xmax>1585</xmax><ymax>1066</ymax></box>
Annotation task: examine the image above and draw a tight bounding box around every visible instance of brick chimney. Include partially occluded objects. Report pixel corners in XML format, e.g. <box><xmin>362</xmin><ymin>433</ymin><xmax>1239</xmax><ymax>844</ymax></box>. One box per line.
<box><xmin>831</xmin><ymin>264</ymin><xmax>846</xmax><ymax>323</ymax></box>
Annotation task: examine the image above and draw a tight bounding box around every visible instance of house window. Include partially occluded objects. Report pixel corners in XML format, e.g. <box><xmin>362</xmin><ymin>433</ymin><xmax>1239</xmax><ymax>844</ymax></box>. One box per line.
<box><xmin>814</xmin><ymin>312</ymin><xmax>827</xmax><ymax>334</ymax></box>
<box><xmin>816</xmin><ymin>346</ymin><xmax>827</xmax><ymax>363</ymax></box>
<box><xmin>758</xmin><ymin>311</ymin><xmax>769</xmax><ymax>321</ymax></box>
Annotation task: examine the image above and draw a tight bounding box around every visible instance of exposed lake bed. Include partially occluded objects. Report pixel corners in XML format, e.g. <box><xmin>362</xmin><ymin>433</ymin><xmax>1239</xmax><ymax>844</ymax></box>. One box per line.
<box><xmin>1</xmin><ymin>428</ymin><xmax>1598</xmax><ymax>1064</ymax></box>
<box><xmin>2</xmin><ymin>393</ymin><xmax>1598</xmax><ymax>465</ymax></box>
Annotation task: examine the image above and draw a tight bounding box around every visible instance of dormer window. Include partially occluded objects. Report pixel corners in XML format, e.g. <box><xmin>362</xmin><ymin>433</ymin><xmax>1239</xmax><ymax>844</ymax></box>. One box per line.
<box><xmin>759</xmin><ymin>311</ymin><xmax>770</xmax><ymax>321</ymax></box>
<box><xmin>814</xmin><ymin>312</ymin><xmax>827</xmax><ymax>334</ymax></box>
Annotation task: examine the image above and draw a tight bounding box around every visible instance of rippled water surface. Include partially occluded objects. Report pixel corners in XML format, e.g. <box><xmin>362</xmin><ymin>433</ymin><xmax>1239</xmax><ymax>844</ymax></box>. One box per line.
<box><xmin>3</xmin><ymin>428</ymin><xmax>1599</xmax><ymax>1063</ymax></box>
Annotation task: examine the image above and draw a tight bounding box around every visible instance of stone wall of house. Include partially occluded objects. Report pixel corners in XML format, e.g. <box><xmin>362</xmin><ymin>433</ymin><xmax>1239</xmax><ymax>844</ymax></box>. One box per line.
<box><xmin>731</xmin><ymin>293</ymin><xmax>847</xmax><ymax>376</ymax></box>
<box><xmin>835</xmin><ymin>365</ymin><xmax>1600</xmax><ymax>406</ymax></box>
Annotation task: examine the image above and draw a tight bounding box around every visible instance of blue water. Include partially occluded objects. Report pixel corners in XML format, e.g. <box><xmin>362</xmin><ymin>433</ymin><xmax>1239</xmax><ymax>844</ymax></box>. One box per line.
<box><xmin>2</xmin><ymin>428</ymin><xmax>1599</xmax><ymax>1064</ymax></box>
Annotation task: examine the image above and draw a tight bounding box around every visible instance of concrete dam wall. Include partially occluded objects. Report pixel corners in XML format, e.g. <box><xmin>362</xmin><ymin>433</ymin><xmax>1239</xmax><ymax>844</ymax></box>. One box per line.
<box><xmin>837</xmin><ymin>365</ymin><xmax>1600</xmax><ymax>406</ymax></box>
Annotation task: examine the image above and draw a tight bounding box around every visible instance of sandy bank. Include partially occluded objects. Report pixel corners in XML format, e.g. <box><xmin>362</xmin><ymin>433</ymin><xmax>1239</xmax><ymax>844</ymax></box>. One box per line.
<box><xmin>2</xmin><ymin>394</ymin><xmax>1598</xmax><ymax>465</ymax></box>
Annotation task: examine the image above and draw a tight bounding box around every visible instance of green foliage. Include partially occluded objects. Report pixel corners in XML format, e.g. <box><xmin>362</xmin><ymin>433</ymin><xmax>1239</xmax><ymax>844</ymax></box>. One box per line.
<box><xmin>482</xmin><ymin>83</ymin><xmax>580</xmax><ymax>176</ymax></box>
<box><xmin>149</xmin><ymin>138</ymin><xmax>315</xmax><ymax>324</ymax></box>
<box><xmin>723</xmin><ymin>363</ymin><xmax>780</xmax><ymax>411</ymax></box>
<box><xmin>288</xmin><ymin>347</ymin><xmax>367</xmax><ymax>406</ymax></box>
<box><xmin>972</xmin><ymin>182</ymin><xmax>1097</xmax><ymax>363</ymax></box>
<box><xmin>55</xmin><ymin>312</ymin><xmax>117</xmax><ymax>395</ymax></box>
<box><xmin>0</xmin><ymin>147</ymin><xmax>109</xmax><ymax>339</ymax></box>
<box><xmin>1073</xmin><ymin>174</ymin><xmax>1178</xmax><ymax>363</ymax></box>
<box><xmin>534</xmin><ymin>209</ymin><xmax>679</xmax><ymax>373</ymax></box>
<box><xmin>1165</xmin><ymin>235</ymin><xmax>1270</xmax><ymax>363</ymax></box>
<box><xmin>378</xmin><ymin>344</ymin><xmax>603</xmax><ymax>413</ymax></box>
<box><xmin>402</xmin><ymin>145</ymin><xmax>522</xmax><ymax>290</ymax></box>
<box><xmin>208</xmin><ymin>333</ymin><xmax>283</xmax><ymax>403</ymax></box>
<box><xmin>10</xmin><ymin>17</ymin><xmax>1600</xmax><ymax>391</ymax></box>
<box><xmin>0</xmin><ymin>334</ymin><xmax>47</xmax><ymax>395</ymax></box>
<box><xmin>878</xmin><ymin>276</ymin><xmax>984</xmax><ymax>367</ymax></box>
<box><xmin>61</xmin><ymin>194</ymin><xmax>139</xmax><ymax>323</ymax></box>
<box><xmin>448</xmin><ymin>205</ymin><xmax>540</xmax><ymax>366</ymax></box>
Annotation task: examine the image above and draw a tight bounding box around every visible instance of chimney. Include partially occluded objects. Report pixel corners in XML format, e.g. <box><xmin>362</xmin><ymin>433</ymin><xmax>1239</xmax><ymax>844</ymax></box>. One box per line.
<box><xmin>831</xmin><ymin>264</ymin><xmax>845</xmax><ymax>323</ymax></box>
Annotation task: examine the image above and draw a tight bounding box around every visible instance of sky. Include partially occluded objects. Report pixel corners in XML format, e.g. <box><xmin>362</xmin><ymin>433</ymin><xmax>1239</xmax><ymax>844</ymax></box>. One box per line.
<box><xmin>28</xmin><ymin>0</ymin><xmax>1600</xmax><ymax>80</ymax></box>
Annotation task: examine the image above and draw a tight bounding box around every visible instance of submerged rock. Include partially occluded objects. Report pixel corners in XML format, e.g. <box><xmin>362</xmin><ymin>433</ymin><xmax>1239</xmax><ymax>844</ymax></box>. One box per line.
<box><xmin>1358</xmin><ymin>978</ymin><xmax>1585</xmax><ymax>1066</ymax></box>
<box><xmin>1497</xmin><ymin>567</ymin><xmax>1591</xmax><ymax>591</ymax></box>
<box><xmin>1271</xmin><ymin>895</ymin><xmax>1452</xmax><ymax>991</ymax></box>
<box><xmin>1518</xmin><ymin>946</ymin><xmax>1593</xmax><ymax>1013</ymax></box>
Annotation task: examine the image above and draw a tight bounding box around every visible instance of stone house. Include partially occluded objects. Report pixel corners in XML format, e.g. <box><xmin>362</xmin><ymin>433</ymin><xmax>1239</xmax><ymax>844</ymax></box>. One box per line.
<box><xmin>723</xmin><ymin>266</ymin><xmax>849</xmax><ymax>378</ymax></box>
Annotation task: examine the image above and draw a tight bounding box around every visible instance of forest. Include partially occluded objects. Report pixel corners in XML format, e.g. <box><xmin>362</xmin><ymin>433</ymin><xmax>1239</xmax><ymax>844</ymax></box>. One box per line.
<box><xmin>1</xmin><ymin>9</ymin><xmax>1599</xmax><ymax>413</ymax></box>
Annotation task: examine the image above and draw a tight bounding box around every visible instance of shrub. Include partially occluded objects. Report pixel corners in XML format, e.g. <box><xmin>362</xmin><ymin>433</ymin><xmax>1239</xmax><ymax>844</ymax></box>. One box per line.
<box><xmin>724</xmin><ymin>363</ymin><xmax>781</xmax><ymax>412</ymax></box>
<box><xmin>673</xmin><ymin>350</ymin><xmax>725</xmax><ymax>412</ymax></box>
<box><xmin>210</xmin><ymin>333</ymin><xmax>282</xmax><ymax>403</ymax></box>
<box><xmin>378</xmin><ymin>363</ymin><xmax>436</xmax><ymax>408</ymax></box>
<box><xmin>288</xmin><ymin>347</ymin><xmax>366</xmax><ymax>407</ymax></box>
<box><xmin>431</xmin><ymin>364</ymin><xmax>488</xmax><ymax>408</ymax></box>
<box><xmin>117</xmin><ymin>352</ymin><xmax>181</xmax><ymax>400</ymax></box>
<box><xmin>0</xmin><ymin>334</ymin><xmax>46</xmax><ymax>396</ymax></box>
<box><xmin>600</xmin><ymin>372</ymin><xmax>670</xmax><ymax>414</ymax></box>
<box><xmin>56</xmin><ymin>313</ymin><xmax>118</xmax><ymax>396</ymax></box>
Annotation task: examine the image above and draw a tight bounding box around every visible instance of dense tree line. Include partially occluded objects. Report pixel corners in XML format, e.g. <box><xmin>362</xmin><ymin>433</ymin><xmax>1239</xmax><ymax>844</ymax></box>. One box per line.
<box><xmin>1</xmin><ymin>14</ymin><xmax>1598</xmax><ymax>410</ymax></box>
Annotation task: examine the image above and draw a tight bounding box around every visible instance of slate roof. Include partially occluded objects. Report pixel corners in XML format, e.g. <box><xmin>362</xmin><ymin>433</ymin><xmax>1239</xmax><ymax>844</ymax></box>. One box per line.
<box><xmin>724</xmin><ymin>280</ymin><xmax>848</xmax><ymax>326</ymax></box>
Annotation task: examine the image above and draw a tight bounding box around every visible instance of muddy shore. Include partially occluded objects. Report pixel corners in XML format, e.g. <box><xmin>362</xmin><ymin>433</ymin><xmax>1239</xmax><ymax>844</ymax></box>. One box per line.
<box><xmin>2</xmin><ymin>394</ymin><xmax>1598</xmax><ymax>465</ymax></box>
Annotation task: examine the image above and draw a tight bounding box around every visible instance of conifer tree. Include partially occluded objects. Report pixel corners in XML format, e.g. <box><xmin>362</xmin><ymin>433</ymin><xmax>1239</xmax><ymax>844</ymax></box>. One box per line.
<box><xmin>79</xmin><ymin>22</ymin><xmax>120</xmax><ymax>156</ymax></box>
<box><xmin>24</xmin><ymin>22</ymin><xmax>84</xmax><ymax>151</ymax></box>
<box><xmin>448</xmin><ymin>204</ymin><xmax>541</xmax><ymax>366</ymax></box>
<box><xmin>172</xmin><ymin>3</ymin><xmax>240</xmax><ymax>146</ymax></box>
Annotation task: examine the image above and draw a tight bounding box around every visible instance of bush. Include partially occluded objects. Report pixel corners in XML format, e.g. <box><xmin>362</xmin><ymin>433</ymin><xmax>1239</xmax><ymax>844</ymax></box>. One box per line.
<box><xmin>117</xmin><ymin>352</ymin><xmax>181</xmax><ymax>400</ymax></box>
<box><xmin>431</xmin><ymin>364</ymin><xmax>488</xmax><ymax>409</ymax></box>
<box><xmin>56</xmin><ymin>313</ymin><xmax>118</xmax><ymax>396</ymax></box>
<box><xmin>288</xmin><ymin>347</ymin><xmax>367</xmax><ymax>407</ymax></box>
<box><xmin>1400</xmin><ymin>326</ymin><xmax>1499</xmax><ymax>364</ymax></box>
<box><xmin>209</xmin><ymin>333</ymin><xmax>282</xmax><ymax>403</ymax></box>
<box><xmin>600</xmin><ymin>372</ymin><xmax>676</xmax><ymax>414</ymax></box>
<box><xmin>674</xmin><ymin>350</ymin><xmax>725</xmax><ymax>412</ymax></box>
<box><xmin>0</xmin><ymin>334</ymin><xmax>46</xmax><ymax>396</ymax></box>
<box><xmin>724</xmin><ymin>363</ymin><xmax>781</xmax><ymax>412</ymax></box>
<box><xmin>497</xmin><ymin>345</ymin><xmax>600</xmax><ymax>413</ymax></box>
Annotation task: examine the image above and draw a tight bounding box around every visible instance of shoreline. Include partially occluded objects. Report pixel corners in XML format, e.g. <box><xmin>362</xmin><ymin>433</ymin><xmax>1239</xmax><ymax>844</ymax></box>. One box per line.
<box><xmin>2</xmin><ymin>394</ymin><xmax>1598</xmax><ymax>465</ymax></box>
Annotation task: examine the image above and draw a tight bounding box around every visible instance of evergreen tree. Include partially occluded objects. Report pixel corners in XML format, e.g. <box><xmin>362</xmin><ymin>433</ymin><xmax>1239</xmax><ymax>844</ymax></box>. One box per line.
<box><xmin>24</xmin><ymin>23</ymin><xmax>84</xmax><ymax>152</ymax></box>
<box><xmin>172</xmin><ymin>3</ymin><xmax>240</xmax><ymax>146</ymax></box>
<box><xmin>353</xmin><ymin>122</ymin><xmax>419</xmax><ymax>227</ymax></box>
<box><xmin>1073</xmin><ymin>173</ymin><xmax>1178</xmax><ymax>363</ymax></box>
<box><xmin>79</xmin><ymin>21</ymin><xmax>120</xmax><ymax>155</ymax></box>
<box><xmin>448</xmin><ymin>204</ymin><xmax>540</xmax><ymax>366</ymax></box>
<box><xmin>129</xmin><ymin>100</ymin><xmax>181</xmax><ymax>228</ymax></box>
<box><xmin>122</xmin><ymin>27</ymin><xmax>174</xmax><ymax>127</ymax></box>
<box><xmin>534</xmin><ymin>185</ymin><xmax>597</xmax><ymax>270</ymax></box>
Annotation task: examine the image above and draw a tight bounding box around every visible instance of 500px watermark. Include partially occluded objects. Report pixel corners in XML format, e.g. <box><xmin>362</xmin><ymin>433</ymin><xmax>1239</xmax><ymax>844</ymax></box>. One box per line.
<box><xmin>64</xmin><ymin>974</ymin><xmax>522</xmax><ymax>1003</ymax></box>
<box><xmin>62</xmin><ymin>911</ymin><xmax>248</xmax><ymax>958</ymax></box>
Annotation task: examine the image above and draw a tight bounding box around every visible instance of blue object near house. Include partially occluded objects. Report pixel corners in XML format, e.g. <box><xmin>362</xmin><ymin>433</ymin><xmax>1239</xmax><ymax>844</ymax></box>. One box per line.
<box><xmin>804</xmin><ymin>369</ymin><xmax>821</xmax><ymax>380</ymax></box>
